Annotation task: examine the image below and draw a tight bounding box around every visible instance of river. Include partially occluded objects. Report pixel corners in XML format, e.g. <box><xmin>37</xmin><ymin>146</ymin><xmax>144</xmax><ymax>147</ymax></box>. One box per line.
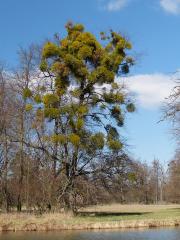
<box><xmin>1</xmin><ymin>228</ymin><xmax>180</xmax><ymax>240</ymax></box>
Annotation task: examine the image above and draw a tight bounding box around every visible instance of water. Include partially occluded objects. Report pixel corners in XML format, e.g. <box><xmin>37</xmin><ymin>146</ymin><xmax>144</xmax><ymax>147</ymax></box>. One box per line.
<box><xmin>1</xmin><ymin>228</ymin><xmax>180</xmax><ymax>240</ymax></box>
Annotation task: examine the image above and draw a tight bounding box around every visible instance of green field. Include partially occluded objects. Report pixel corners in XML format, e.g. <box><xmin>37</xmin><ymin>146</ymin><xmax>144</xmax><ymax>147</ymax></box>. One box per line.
<box><xmin>78</xmin><ymin>204</ymin><xmax>180</xmax><ymax>222</ymax></box>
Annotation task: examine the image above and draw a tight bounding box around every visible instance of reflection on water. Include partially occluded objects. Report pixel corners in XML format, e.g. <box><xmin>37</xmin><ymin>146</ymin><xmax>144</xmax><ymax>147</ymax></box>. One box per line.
<box><xmin>1</xmin><ymin>228</ymin><xmax>180</xmax><ymax>240</ymax></box>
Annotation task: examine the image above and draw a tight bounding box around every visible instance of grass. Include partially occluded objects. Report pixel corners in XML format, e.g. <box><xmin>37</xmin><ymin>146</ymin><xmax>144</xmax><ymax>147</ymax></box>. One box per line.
<box><xmin>0</xmin><ymin>204</ymin><xmax>180</xmax><ymax>231</ymax></box>
<box><xmin>79</xmin><ymin>204</ymin><xmax>180</xmax><ymax>221</ymax></box>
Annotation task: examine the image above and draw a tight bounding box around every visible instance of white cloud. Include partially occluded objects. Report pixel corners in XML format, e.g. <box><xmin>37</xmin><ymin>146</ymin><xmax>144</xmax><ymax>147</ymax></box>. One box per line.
<box><xmin>123</xmin><ymin>73</ymin><xmax>176</xmax><ymax>109</ymax></box>
<box><xmin>160</xmin><ymin>0</ymin><xmax>180</xmax><ymax>14</ymax></box>
<box><xmin>100</xmin><ymin>0</ymin><xmax>129</xmax><ymax>11</ymax></box>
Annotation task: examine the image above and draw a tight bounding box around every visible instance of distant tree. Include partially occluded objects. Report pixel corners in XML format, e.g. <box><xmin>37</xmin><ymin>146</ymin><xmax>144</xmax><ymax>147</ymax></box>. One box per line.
<box><xmin>166</xmin><ymin>150</ymin><xmax>180</xmax><ymax>203</ymax></box>
<box><xmin>8</xmin><ymin>23</ymin><xmax>135</xmax><ymax>213</ymax></box>
<box><xmin>95</xmin><ymin>153</ymin><xmax>139</xmax><ymax>203</ymax></box>
<box><xmin>150</xmin><ymin>159</ymin><xmax>165</xmax><ymax>204</ymax></box>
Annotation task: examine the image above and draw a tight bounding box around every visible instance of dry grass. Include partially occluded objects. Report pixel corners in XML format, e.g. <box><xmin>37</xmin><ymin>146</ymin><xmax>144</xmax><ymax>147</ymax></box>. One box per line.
<box><xmin>83</xmin><ymin>204</ymin><xmax>180</xmax><ymax>213</ymax></box>
<box><xmin>0</xmin><ymin>204</ymin><xmax>180</xmax><ymax>231</ymax></box>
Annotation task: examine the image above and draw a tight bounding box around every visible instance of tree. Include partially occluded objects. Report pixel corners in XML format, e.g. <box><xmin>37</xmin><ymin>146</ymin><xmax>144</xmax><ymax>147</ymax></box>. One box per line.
<box><xmin>162</xmin><ymin>73</ymin><xmax>180</xmax><ymax>204</ymax></box>
<box><xmin>166</xmin><ymin>150</ymin><xmax>180</xmax><ymax>203</ymax></box>
<box><xmin>150</xmin><ymin>159</ymin><xmax>165</xmax><ymax>204</ymax></box>
<box><xmin>0</xmin><ymin>64</ymin><xmax>11</xmax><ymax>212</ymax></box>
<box><xmin>0</xmin><ymin>63</ymin><xmax>25</xmax><ymax>212</ymax></box>
<box><xmin>12</xmin><ymin>46</ymin><xmax>41</xmax><ymax>212</ymax></box>
<box><xmin>163</xmin><ymin>78</ymin><xmax>180</xmax><ymax>144</ymax></box>
<box><xmin>15</xmin><ymin>22</ymin><xmax>135</xmax><ymax>213</ymax></box>
<box><xmin>93</xmin><ymin>153</ymin><xmax>140</xmax><ymax>203</ymax></box>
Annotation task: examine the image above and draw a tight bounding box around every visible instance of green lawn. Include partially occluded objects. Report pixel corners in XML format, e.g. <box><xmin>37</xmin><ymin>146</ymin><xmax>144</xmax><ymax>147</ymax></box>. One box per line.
<box><xmin>76</xmin><ymin>204</ymin><xmax>180</xmax><ymax>223</ymax></box>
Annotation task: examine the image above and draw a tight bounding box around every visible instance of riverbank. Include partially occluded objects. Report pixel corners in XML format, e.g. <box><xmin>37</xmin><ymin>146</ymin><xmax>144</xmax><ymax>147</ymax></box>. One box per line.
<box><xmin>1</xmin><ymin>204</ymin><xmax>180</xmax><ymax>231</ymax></box>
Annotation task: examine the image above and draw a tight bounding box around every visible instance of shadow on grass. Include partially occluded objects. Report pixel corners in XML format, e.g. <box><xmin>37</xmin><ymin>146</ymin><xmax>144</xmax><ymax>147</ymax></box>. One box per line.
<box><xmin>78</xmin><ymin>211</ymin><xmax>152</xmax><ymax>217</ymax></box>
<box><xmin>166</xmin><ymin>208</ymin><xmax>180</xmax><ymax>211</ymax></box>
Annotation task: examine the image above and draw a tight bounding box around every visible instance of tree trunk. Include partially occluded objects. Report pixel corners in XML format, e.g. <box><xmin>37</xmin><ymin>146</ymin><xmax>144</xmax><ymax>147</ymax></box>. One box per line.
<box><xmin>17</xmin><ymin>112</ymin><xmax>24</xmax><ymax>212</ymax></box>
<box><xmin>3</xmin><ymin>129</ymin><xmax>10</xmax><ymax>212</ymax></box>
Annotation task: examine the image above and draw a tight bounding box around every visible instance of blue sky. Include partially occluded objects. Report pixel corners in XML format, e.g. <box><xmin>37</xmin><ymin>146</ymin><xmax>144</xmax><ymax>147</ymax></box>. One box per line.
<box><xmin>0</xmin><ymin>0</ymin><xmax>179</xmax><ymax>165</ymax></box>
